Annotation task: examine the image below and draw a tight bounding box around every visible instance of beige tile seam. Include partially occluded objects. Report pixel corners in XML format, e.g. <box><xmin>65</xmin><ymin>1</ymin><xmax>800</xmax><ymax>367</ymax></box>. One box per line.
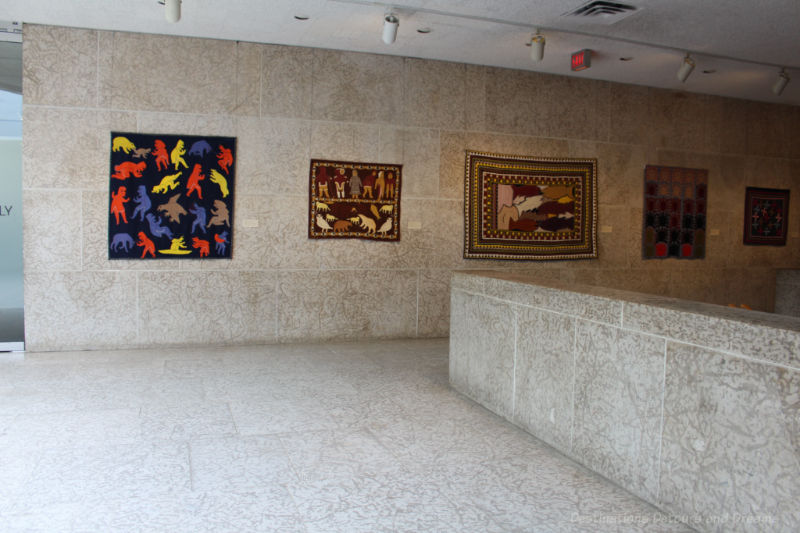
<box><xmin>654</xmin><ymin>336</ymin><xmax>668</xmax><ymax>503</ymax></box>
<box><xmin>511</xmin><ymin>305</ymin><xmax>518</xmax><ymax>417</ymax></box>
<box><xmin>95</xmin><ymin>32</ymin><xmax>100</xmax><ymax>109</ymax></box>
<box><xmin>453</xmin><ymin>287</ymin><xmax>800</xmax><ymax>373</ymax></box>
<box><xmin>80</xmin><ymin>190</ymin><xmax>85</xmax><ymax>271</ymax></box>
<box><xmin>415</xmin><ymin>269</ymin><xmax>420</xmax><ymax>338</ymax></box>
<box><xmin>273</xmin><ymin>275</ymin><xmax>279</xmax><ymax>340</ymax></box>
<box><xmin>570</xmin><ymin>314</ymin><xmax>578</xmax><ymax>454</ymax></box>
<box><xmin>135</xmin><ymin>272</ymin><xmax>141</xmax><ymax>342</ymax></box>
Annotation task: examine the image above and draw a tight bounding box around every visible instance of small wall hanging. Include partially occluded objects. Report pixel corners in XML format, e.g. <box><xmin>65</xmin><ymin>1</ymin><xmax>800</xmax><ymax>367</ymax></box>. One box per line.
<box><xmin>463</xmin><ymin>151</ymin><xmax>597</xmax><ymax>260</ymax></box>
<box><xmin>743</xmin><ymin>187</ymin><xmax>789</xmax><ymax>246</ymax></box>
<box><xmin>108</xmin><ymin>132</ymin><xmax>236</xmax><ymax>259</ymax></box>
<box><xmin>642</xmin><ymin>165</ymin><xmax>707</xmax><ymax>259</ymax></box>
<box><xmin>308</xmin><ymin>159</ymin><xmax>402</xmax><ymax>241</ymax></box>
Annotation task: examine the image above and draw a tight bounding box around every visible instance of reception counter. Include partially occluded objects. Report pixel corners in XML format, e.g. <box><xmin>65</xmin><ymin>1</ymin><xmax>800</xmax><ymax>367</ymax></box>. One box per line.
<box><xmin>450</xmin><ymin>270</ymin><xmax>800</xmax><ymax>533</ymax></box>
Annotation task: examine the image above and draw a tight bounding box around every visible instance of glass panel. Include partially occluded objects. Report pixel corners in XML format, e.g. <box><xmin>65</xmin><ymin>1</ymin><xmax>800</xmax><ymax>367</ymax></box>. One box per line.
<box><xmin>0</xmin><ymin>88</ymin><xmax>23</xmax><ymax>351</ymax></box>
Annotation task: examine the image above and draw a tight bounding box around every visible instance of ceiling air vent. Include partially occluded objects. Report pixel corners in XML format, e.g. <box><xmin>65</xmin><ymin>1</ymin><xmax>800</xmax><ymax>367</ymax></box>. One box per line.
<box><xmin>562</xmin><ymin>1</ymin><xmax>640</xmax><ymax>25</ymax></box>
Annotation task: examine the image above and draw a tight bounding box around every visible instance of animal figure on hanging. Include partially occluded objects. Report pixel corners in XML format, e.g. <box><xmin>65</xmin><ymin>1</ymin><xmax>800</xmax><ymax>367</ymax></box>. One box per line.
<box><xmin>348</xmin><ymin>214</ymin><xmax>376</xmax><ymax>235</ymax></box>
<box><xmin>209</xmin><ymin>169</ymin><xmax>229</xmax><ymax>198</ymax></box>
<box><xmin>131</xmin><ymin>185</ymin><xmax>152</xmax><ymax>222</ymax></box>
<box><xmin>159</xmin><ymin>236</ymin><xmax>192</xmax><ymax>255</ymax></box>
<box><xmin>157</xmin><ymin>193</ymin><xmax>188</xmax><ymax>224</ymax></box>
<box><xmin>316</xmin><ymin>213</ymin><xmax>333</xmax><ymax>232</ymax></box>
<box><xmin>191</xmin><ymin>237</ymin><xmax>210</xmax><ymax>257</ymax></box>
<box><xmin>333</xmin><ymin>220</ymin><xmax>352</xmax><ymax>233</ymax></box>
<box><xmin>377</xmin><ymin>217</ymin><xmax>393</xmax><ymax>235</ymax></box>
<box><xmin>112</xmin><ymin>136</ymin><xmax>136</xmax><ymax>154</ymax></box>
<box><xmin>136</xmin><ymin>232</ymin><xmax>156</xmax><ymax>258</ymax></box>
<box><xmin>111</xmin><ymin>161</ymin><xmax>146</xmax><ymax>180</ymax></box>
<box><xmin>152</xmin><ymin>139</ymin><xmax>170</xmax><ymax>171</ymax></box>
<box><xmin>189</xmin><ymin>203</ymin><xmax>207</xmax><ymax>234</ymax></box>
<box><xmin>214</xmin><ymin>231</ymin><xmax>229</xmax><ymax>255</ymax></box>
<box><xmin>171</xmin><ymin>139</ymin><xmax>188</xmax><ymax>170</ymax></box>
<box><xmin>216</xmin><ymin>145</ymin><xmax>234</xmax><ymax>174</ymax></box>
<box><xmin>110</xmin><ymin>233</ymin><xmax>135</xmax><ymax>253</ymax></box>
<box><xmin>186</xmin><ymin>164</ymin><xmax>205</xmax><ymax>199</ymax></box>
<box><xmin>110</xmin><ymin>186</ymin><xmax>129</xmax><ymax>224</ymax></box>
<box><xmin>145</xmin><ymin>212</ymin><xmax>173</xmax><ymax>239</ymax></box>
<box><xmin>132</xmin><ymin>147</ymin><xmax>151</xmax><ymax>159</ymax></box>
<box><xmin>152</xmin><ymin>171</ymin><xmax>182</xmax><ymax>194</ymax></box>
<box><xmin>207</xmin><ymin>200</ymin><xmax>230</xmax><ymax>228</ymax></box>
<box><xmin>188</xmin><ymin>140</ymin><xmax>212</xmax><ymax>158</ymax></box>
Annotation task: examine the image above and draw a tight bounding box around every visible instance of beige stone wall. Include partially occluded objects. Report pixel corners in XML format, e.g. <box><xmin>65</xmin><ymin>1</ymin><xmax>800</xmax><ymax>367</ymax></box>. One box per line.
<box><xmin>21</xmin><ymin>24</ymin><xmax>800</xmax><ymax>351</ymax></box>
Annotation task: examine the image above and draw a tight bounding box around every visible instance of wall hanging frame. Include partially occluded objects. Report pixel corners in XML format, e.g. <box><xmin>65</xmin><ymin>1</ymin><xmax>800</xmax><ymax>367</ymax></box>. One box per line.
<box><xmin>642</xmin><ymin>165</ymin><xmax>707</xmax><ymax>260</ymax></box>
<box><xmin>463</xmin><ymin>150</ymin><xmax>597</xmax><ymax>260</ymax></box>
<box><xmin>108</xmin><ymin>132</ymin><xmax>236</xmax><ymax>259</ymax></box>
<box><xmin>743</xmin><ymin>187</ymin><xmax>789</xmax><ymax>246</ymax></box>
<box><xmin>308</xmin><ymin>159</ymin><xmax>402</xmax><ymax>241</ymax></box>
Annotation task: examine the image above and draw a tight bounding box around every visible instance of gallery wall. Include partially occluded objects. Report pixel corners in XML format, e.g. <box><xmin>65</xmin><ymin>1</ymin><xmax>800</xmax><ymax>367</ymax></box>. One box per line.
<box><xmin>21</xmin><ymin>23</ymin><xmax>800</xmax><ymax>351</ymax></box>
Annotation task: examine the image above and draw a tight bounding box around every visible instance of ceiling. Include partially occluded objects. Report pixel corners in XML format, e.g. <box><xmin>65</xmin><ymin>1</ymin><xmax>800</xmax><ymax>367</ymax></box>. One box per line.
<box><xmin>1</xmin><ymin>0</ymin><xmax>799</xmax><ymax>105</ymax></box>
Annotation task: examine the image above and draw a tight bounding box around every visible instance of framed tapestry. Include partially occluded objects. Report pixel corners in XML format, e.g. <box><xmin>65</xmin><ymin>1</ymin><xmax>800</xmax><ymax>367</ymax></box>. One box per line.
<box><xmin>463</xmin><ymin>151</ymin><xmax>597</xmax><ymax>260</ymax></box>
<box><xmin>108</xmin><ymin>132</ymin><xmax>235</xmax><ymax>259</ymax></box>
<box><xmin>308</xmin><ymin>159</ymin><xmax>401</xmax><ymax>241</ymax></box>
<box><xmin>642</xmin><ymin>165</ymin><xmax>707</xmax><ymax>260</ymax></box>
<box><xmin>743</xmin><ymin>187</ymin><xmax>789</xmax><ymax>246</ymax></box>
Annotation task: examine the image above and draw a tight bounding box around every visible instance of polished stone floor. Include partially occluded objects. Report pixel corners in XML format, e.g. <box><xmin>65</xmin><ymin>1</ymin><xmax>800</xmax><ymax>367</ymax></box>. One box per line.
<box><xmin>0</xmin><ymin>339</ymin><xmax>694</xmax><ymax>532</ymax></box>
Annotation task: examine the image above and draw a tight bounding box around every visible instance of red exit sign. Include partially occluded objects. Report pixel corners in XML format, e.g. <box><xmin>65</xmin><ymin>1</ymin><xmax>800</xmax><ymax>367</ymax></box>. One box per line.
<box><xmin>571</xmin><ymin>49</ymin><xmax>592</xmax><ymax>71</ymax></box>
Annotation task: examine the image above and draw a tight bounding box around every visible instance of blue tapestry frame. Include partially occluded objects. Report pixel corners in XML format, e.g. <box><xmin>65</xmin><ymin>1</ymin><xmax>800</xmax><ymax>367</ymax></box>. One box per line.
<box><xmin>108</xmin><ymin>132</ymin><xmax>235</xmax><ymax>259</ymax></box>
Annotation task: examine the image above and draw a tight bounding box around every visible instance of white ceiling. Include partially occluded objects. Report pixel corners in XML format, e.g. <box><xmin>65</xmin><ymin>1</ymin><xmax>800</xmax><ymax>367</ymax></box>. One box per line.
<box><xmin>1</xmin><ymin>0</ymin><xmax>799</xmax><ymax>105</ymax></box>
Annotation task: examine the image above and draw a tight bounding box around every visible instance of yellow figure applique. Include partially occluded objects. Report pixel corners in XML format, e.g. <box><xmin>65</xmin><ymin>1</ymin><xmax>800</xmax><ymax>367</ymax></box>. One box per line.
<box><xmin>159</xmin><ymin>236</ymin><xmax>192</xmax><ymax>255</ymax></box>
<box><xmin>209</xmin><ymin>169</ymin><xmax>229</xmax><ymax>198</ymax></box>
<box><xmin>171</xmin><ymin>139</ymin><xmax>188</xmax><ymax>171</ymax></box>
<box><xmin>112</xmin><ymin>136</ymin><xmax>136</xmax><ymax>154</ymax></box>
<box><xmin>152</xmin><ymin>171</ymin><xmax>182</xmax><ymax>194</ymax></box>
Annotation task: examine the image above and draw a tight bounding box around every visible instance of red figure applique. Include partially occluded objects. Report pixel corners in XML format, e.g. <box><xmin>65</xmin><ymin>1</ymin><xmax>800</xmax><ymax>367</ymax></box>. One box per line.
<box><xmin>110</xmin><ymin>186</ymin><xmax>129</xmax><ymax>225</ymax></box>
<box><xmin>136</xmin><ymin>231</ymin><xmax>156</xmax><ymax>258</ymax></box>
<box><xmin>186</xmin><ymin>163</ymin><xmax>205</xmax><ymax>199</ymax></box>
<box><xmin>111</xmin><ymin>161</ymin><xmax>146</xmax><ymax>180</ymax></box>
<box><xmin>191</xmin><ymin>237</ymin><xmax>210</xmax><ymax>257</ymax></box>
<box><xmin>153</xmin><ymin>139</ymin><xmax>170</xmax><ymax>172</ymax></box>
<box><xmin>217</xmin><ymin>145</ymin><xmax>233</xmax><ymax>175</ymax></box>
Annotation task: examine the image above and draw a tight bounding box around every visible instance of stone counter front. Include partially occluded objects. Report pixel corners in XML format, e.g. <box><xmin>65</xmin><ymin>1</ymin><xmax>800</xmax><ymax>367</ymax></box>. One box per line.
<box><xmin>775</xmin><ymin>269</ymin><xmax>800</xmax><ymax>318</ymax></box>
<box><xmin>449</xmin><ymin>270</ymin><xmax>800</xmax><ymax>533</ymax></box>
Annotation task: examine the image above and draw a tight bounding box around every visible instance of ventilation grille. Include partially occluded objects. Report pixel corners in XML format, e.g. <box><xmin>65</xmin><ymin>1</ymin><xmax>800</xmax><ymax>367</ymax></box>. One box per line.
<box><xmin>562</xmin><ymin>1</ymin><xmax>640</xmax><ymax>24</ymax></box>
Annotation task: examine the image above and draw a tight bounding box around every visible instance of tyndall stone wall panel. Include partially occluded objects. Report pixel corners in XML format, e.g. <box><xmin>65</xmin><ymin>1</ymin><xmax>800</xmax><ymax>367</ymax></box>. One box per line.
<box><xmin>21</xmin><ymin>23</ymin><xmax>800</xmax><ymax>350</ymax></box>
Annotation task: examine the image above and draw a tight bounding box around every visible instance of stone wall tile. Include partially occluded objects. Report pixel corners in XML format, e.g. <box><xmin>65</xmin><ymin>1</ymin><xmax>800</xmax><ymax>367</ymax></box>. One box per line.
<box><xmin>24</xmin><ymin>271</ymin><xmax>138</xmax><ymax>351</ymax></box>
<box><xmin>660</xmin><ymin>342</ymin><xmax>800</xmax><ymax>532</ymax></box>
<box><xmin>573</xmin><ymin>320</ymin><xmax>666</xmax><ymax>501</ymax></box>
<box><xmin>513</xmin><ymin>307</ymin><xmax>575</xmax><ymax>452</ymax></box>
<box><xmin>23</xmin><ymin>25</ymin><xmax>97</xmax><ymax>107</ymax></box>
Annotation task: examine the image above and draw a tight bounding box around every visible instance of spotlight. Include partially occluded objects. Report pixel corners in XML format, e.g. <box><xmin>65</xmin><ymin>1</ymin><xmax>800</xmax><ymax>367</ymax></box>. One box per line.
<box><xmin>530</xmin><ymin>31</ymin><xmax>545</xmax><ymax>62</ymax></box>
<box><xmin>773</xmin><ymin>68</ymin><xmax>790</xmax><ymax>96</ymax></box>
<box><xmin>382</xmin><ymin>12</ymin><xmax>399</xmax><ymax>44</ymax></box>
<box><xmin>164</xmin><ymin>0</ymin><xmax>181</xmax><ymax>23</ymax></box>
<box><xmin>676</xmin><ymin>53</ymin><xmax>695</xmax><ymax>83</ymax></box>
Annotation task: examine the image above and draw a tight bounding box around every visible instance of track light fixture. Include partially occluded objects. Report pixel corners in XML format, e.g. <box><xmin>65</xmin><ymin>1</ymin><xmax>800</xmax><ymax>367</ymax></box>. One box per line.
<box><xmin>163</xmin><ymin>0</ymin><xmax>181</xmax><ymax>23</ymax></box>
<box><xmin>676</xmin><ymin>53</ymin><xmax>695</xmax><ymax>83</ymax></box>
<box><xmin>772</xmin><ymin>68</ymin><xmax>790</xmax><ymax>96</ymax></box>
<box><xmin>530</xmin><ymin>31</ymin><xmax>545</xmax><ymax>62</ymax></box>
<box><xmin>382</xmin><ymin>12</ymin><xmax>399</xmax><ymax>44</ymax></box>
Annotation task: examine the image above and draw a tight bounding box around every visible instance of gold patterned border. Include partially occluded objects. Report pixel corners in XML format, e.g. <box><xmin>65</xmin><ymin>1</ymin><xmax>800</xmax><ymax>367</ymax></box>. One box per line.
<box><xmin>464</xmin><ymin>150</ymin><xmax>598</xmax><ymax>260</ymax></box>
